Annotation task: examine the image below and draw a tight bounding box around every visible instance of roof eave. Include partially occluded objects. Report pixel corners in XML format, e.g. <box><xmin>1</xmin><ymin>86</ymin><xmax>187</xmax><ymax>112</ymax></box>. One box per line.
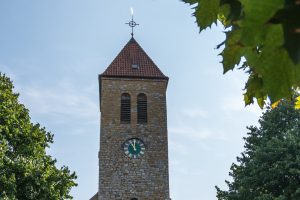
<box><xmin>100</xmin><ymin>74</ymin><xmax>169</xmax><ymax>81</ymax></box>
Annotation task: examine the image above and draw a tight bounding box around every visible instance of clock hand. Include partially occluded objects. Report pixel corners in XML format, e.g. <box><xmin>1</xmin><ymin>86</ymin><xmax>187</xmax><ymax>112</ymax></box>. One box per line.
<box><xmin>133</xmin><ymin>140</ymin><xmax>137</xmax><ymax>151</ymax></box>
<box><xmin>130</xmin><ymin>143</ymin><xmax>136</xmax><ymax>151</ymax></box>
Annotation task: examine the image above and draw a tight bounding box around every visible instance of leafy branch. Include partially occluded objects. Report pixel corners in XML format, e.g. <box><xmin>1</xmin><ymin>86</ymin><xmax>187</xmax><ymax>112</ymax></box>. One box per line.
<box><xmin>183</xmin><ymin>0</ymin><xmax>300</xmax><ymax>108</ymax></box>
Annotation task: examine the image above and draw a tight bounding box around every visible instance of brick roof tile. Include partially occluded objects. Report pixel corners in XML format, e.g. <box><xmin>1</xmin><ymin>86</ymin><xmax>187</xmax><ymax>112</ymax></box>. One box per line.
<box><xmin>101</xmin><ymin>37</ymin><xmax>168</xmax><ymax>80</ymax></box>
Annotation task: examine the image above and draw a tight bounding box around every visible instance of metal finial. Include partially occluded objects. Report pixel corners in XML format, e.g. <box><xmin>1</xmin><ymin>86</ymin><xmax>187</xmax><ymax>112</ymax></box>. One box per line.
<box><xmin>126</xmin><ymin>8</ymin><xmax>139</xmax><ymax>37</ymax></box>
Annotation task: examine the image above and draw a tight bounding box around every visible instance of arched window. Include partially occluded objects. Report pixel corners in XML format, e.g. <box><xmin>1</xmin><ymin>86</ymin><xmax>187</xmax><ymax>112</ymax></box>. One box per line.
<box><xmin>137</xmin><ymin>93</ymin><xmax>147</xmax><ymax>124</ymax></box>
<box><xmin>121</xmin><ymin>93</ymin><xmax>131</xmax><ymax>123</ymax></box>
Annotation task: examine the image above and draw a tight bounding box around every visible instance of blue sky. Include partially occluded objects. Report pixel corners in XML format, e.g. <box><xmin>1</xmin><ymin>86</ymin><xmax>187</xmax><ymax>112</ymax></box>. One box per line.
<box><xmin>0</xmin><ymin>1</ymin><xmax>263</xmax><ymax>199</ymax></box>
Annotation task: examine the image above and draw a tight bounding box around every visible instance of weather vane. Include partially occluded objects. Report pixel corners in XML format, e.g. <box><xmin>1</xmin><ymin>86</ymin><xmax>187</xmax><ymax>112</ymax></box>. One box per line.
<box><xmin>126</xmin><ymin>7</ymin><xmax>139</xmax><ymax>37</ymax></box>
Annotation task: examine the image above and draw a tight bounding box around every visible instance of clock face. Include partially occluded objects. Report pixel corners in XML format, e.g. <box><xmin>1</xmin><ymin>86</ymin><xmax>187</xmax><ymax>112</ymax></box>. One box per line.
<box><xmin>123</xmin><ymin>138</ymin><xmax>145</xmax><ymax>159</ymax></box>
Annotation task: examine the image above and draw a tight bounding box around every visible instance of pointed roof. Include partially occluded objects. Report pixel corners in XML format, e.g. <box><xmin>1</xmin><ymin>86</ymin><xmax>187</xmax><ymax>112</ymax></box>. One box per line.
<box><xmin>101</xmin><ymin>37</ymin><xmax>168</xmax><ymax>80</ymax></box>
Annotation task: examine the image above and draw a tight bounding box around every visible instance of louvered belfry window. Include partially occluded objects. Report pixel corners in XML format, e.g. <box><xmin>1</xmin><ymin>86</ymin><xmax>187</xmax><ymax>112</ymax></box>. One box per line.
<box><xmin>121</xmin><ymin>93</ymin><xmax>131</xmax><ymax>123</ymax></box>
<box><xmin>137</xmin><ymin>93</ymin><xmax>147</xmax><ymax>124</ymax></box>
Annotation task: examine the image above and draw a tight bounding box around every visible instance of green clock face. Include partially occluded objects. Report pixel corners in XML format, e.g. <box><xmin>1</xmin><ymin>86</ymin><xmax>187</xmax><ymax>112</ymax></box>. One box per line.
<box><xmin>123</xmin><ymin>138</ymin><xmax>145</xmax><ymax>159</ymax></box>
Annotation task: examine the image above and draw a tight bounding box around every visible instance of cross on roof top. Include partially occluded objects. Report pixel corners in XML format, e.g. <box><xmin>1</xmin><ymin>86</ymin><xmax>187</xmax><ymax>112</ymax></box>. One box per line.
<box><xmin>126</xmin><ymin>9</ymin><xmax>139</xmax><ymax>37</ymax></box>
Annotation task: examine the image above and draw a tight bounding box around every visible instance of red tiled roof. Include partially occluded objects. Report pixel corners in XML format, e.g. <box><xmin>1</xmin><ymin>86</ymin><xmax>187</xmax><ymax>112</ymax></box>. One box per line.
<box><xmin>101</xmin><ymin>37</ymin><xmax>168</xmax><ymax>80</ymax></box>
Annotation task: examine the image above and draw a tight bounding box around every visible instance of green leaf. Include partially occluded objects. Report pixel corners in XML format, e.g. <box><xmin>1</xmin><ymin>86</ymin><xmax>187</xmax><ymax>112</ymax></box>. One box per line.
<box><xmin>240</xmin><ymin>0</ymin><xmax>285</xmax><ymax>25</ymax></box>
<box><xmin>264</xmin><ymin>24</ymin><xmax>284</xmax><ymax>47</ymax></box>
<box><xmin>197</xmin><ymin>0</ymin><xmax>220</xmax><ymax>30</ymax></box>
<box><xmin>218</xmin><ymin>4</ymin><xmax>230</xmax><ymax>26</ymax></box>
<box><xmin>244</xmin><ymin>74</ymin><xmax>265</xmax><ymax>106</ymax></box>
<box><xmin>221</xmin><ymin>29</ymin><xmax>244</xmax><ymax>73</ymax></box>
<box><xmin>256</xmin><ymin>96</ymin><xmax>266</xmax><ymax>109</ymax></box>
<box><xmin>244</xmin><ymin>93</ymin><xmax>253</xmax><ymax>105</ymax></box>
<box><xmin>220</xmin><ymin>0</ymin><xmax>242</xmax><ymax>23</ymax></box>
<box><xmin>183</xmin><ymin>0</ymin><xmax>221</xmax><ymax>31</ymax></box>
<box><xmin>239</xmin><ymin>25</ymin><xmax>265</xmax><ymax>46</ymax></box>
<box><xmin>222</xmin><ymin>44</ymin><xmax>243</xmax><ymax>73</ymax></box>
<box><xmin>256</xmin><ymin>48</ymin><xmax>296</xmax><ymax>103</ymax></box>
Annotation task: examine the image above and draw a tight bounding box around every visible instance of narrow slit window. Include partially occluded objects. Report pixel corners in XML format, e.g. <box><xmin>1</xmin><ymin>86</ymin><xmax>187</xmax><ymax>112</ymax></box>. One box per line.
<box><xmin>121</xmin><ymin>93</ymin><xmax>131</xmax><ymax>123</ymax></box>
<box><xmin>137</xmin><ymin>93</ymin><xmax>147</xmax><ymax>124</ymax></box>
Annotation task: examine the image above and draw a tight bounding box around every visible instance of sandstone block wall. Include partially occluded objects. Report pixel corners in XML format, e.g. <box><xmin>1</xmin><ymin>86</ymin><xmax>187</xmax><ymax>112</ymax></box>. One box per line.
<box><xmin>98</xmin><ymin>77</ymin><xmax>170</xmax><ymax>200</ymax></box>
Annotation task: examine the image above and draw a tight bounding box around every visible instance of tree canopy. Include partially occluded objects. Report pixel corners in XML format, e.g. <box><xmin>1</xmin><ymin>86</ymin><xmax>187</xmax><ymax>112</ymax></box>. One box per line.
<box><xmin>183</xmin><ymin>0</ymin><xmax>300</xmax><ymax>108</ymax></box>
<box><xmin>0</xmin><ymin>73</ymin><xmax>77</xmax><ymax>200</ymax></box>
<box><xmin>216</xmin><ymin>100</ymin><xmax>300</xmax><ymax>199</ymax></box>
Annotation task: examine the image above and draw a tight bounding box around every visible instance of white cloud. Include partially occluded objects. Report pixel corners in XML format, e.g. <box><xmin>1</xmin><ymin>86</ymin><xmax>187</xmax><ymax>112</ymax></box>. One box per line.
<box><xmin>169</xmin><ymin>159</ymin><xmax>180</xmax><ymax>168</ymax></box>
<box><xmin>169</xmin><ymin>105</ymin><xmax>229</xmax><ymax>142</ymax></box>
<box><xmin>169</xmin><ymin>126</ymin><xmax>226</xmax><ymax>141</ymax></box>
<box><xmin>170</xmin><ymin>127</ymin><xmax>212</xmax><ymax>140</ymax></box>
<box><xmin>221</xmin><ymin>94</ymin><xmax>263</xmax><ymax>117</ymax></box>
<box><xmin>169</xmin><ymin>140</ymin><xmax>189</xmax><ymax>156</ymax></box>
<box><xmin>18</xmin><ymin>79</ymin><xmax>99</xmax><ymax>125</ymax></box>
<box><xmin>180</xmin><ymin>107</ymin><xmax>208</xmax><ymax>119</ymax></box>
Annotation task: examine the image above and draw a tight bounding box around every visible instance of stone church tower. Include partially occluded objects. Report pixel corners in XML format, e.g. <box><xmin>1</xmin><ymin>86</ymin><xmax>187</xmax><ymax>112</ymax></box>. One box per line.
<box><xmin>90</xmin><ymin>37</ymin><xmax>170</xmax><ymax>200</ymax></box>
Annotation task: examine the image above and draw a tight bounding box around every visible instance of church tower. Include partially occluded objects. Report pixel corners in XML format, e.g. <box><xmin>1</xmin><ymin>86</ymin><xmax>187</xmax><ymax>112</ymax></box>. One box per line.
<box><xmin>91</xmin><ymin>36</ymin><xmax>170</xmax><ymax>200</ymax></box>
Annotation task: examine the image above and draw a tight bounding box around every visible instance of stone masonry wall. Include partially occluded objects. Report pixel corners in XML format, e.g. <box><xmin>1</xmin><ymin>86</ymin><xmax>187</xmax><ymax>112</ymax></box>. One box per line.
<box><xmin>98</xmin><ymin>77</ymin><xmax>170</xmax><ymax>200</ymax></box>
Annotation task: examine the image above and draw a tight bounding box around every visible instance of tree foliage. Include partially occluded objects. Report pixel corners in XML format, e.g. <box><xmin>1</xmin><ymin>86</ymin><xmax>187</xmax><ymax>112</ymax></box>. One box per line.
<box><xmin>183</xmin><ymin>0</ymin><xmax>300</xmax><ymax>108</ymax></box>
<box><xmin>0</xmin><ymin>73</ymin><xmax>77</xmax><ymax>200</ymax></box>
<box><xmin>216</xmin><ymin>100</ymin><xmax>300</xmax><ymax>199</ymax></box>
